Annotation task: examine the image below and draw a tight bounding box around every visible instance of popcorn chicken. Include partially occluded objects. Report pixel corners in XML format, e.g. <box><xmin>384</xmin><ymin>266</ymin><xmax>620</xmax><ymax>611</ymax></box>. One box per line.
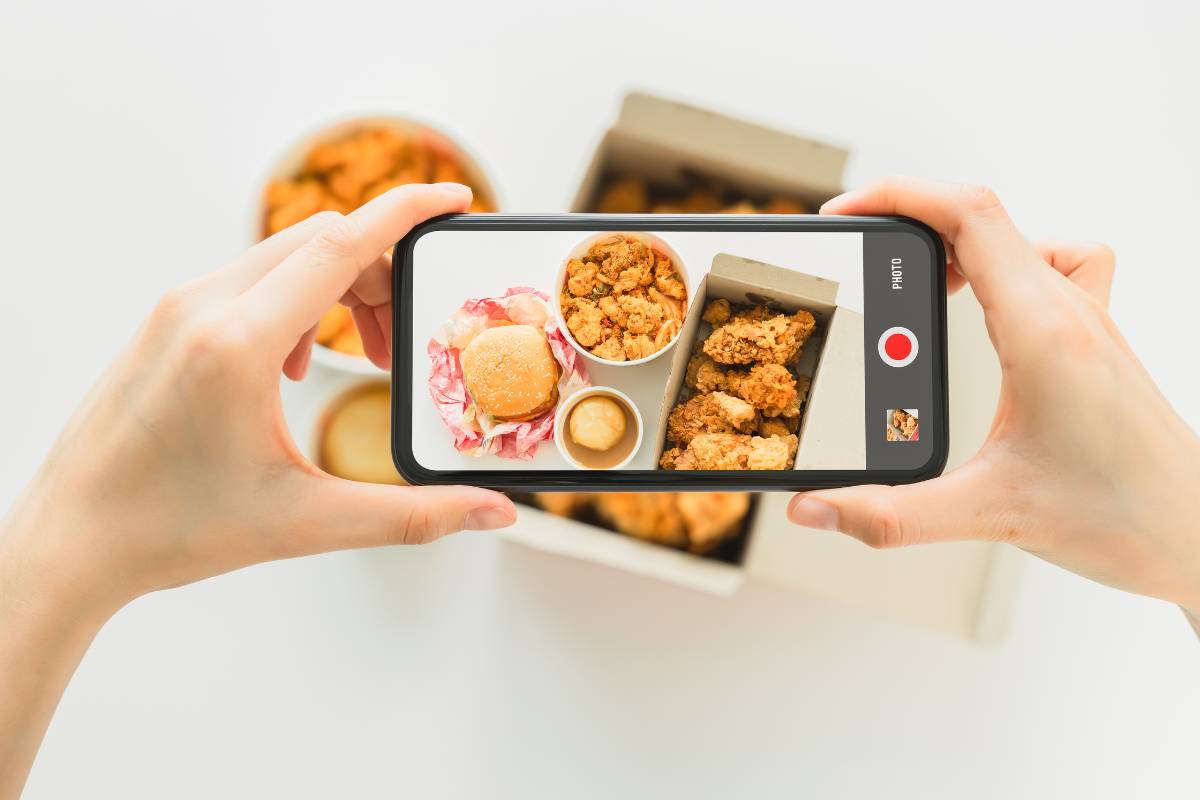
<box><xmin>566</xmin><ymin>259</ymin><xmax>599</xmax><ymax>297</ymax></box>
<box><xmin>622</xmin><ymin>332</ymin><xmax>656</xmax><ymax>361</ymax></box>
<box><xmin>262</xmin><ymin>125</ymin><xmax>496</xmax><ymax>359</ymax></box>
<box><xmin>591</xmin><ymin>336</ymin><xmax>626</xmax><ymax>361</ymax></box>
<box><xmin>566</xmin><ymin>299</ymin><xmax>606</xmax><ymax>347</ymax></box>
<box><xmin>559</xmin><ymin>235</ymin><xmax>686</xmax><ymax>361</ymax></box>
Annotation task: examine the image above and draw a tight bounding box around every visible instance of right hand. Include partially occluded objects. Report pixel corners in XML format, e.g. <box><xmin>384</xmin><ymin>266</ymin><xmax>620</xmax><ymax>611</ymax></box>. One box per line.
<box><xmin>788</xmin><ymin>177</ymin><xmax>1200</xmax><ymax>613</ymax></box>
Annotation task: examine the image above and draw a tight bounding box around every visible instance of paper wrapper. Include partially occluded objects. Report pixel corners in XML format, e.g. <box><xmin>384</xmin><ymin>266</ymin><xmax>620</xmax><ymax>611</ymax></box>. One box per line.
<box><xmin>428</xmin><ymin>287</ymin><xmax>590</xmax><ymax>459</ymax></box>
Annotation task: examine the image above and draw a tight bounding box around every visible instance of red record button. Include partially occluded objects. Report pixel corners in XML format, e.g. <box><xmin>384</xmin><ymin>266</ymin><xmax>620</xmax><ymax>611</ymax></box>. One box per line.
<box><xmin>878</xmin><ymin>326</ymin><xmax>918</xmax><ymax>367</ymax></box>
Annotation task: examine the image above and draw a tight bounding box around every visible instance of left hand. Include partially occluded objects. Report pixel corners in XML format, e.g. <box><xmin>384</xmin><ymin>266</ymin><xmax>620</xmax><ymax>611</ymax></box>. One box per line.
<box><xmin>0</xmin><ymin>182</ymin><xmax>516</xmax><ymax>613</ymax></box>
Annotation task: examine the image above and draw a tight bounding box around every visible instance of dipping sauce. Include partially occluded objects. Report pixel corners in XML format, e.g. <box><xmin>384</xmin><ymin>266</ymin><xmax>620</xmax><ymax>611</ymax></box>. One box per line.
<box><xmin>560</xmin><ymin>392</ymin><xmax>640</xmax><ymax>469</ymax></box>
<box><xmin>317</xmin><ymin>383</ymin><xmax>404</xmax><ymax>485</ymax></box>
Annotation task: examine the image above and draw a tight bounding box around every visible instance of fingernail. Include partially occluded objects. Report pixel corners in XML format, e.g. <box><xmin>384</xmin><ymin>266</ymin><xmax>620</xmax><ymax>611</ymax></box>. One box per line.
<box><xmin>433</xmin><ymin>182</ymin><xmax>472</xmax><ymax>196</ymax></box>
<box><xmin>464</xmin><ymin>506</ymin><xmax>515</xmax><ymax>531</ymax></box>
<box><xmin>819</xmin><ymin>189</ymin><xmax>861</xmax><ymax>214</ymax></box>
<box><xmin>787</xmin><ymin>496</ymin><xmax>839</xmax><ymax>530</ymax></box>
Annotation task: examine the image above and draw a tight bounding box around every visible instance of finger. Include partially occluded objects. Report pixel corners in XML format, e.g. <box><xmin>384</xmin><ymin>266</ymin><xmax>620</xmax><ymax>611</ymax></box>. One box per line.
<box><xmin>945</xmin><ymin>242</ymin><xmax>967</xmax><ymax>295</ymax></box>
<box><xmin>239</xmin><ymin>183</ymin><xmax>472</xmax><ymax>355</ymax></box>
<box><xmin>787</xmin><ymin>459</ymin><xmax>1010</xmax><ymax>548</ymax></box>
<box><xmin>820</xmin><ymin>177</ymin><xmax>1044</xmax><ymax>312</ymax></box>
<box><xmin>282</xmin><ymin>324</ymin><xmax>318</xmax><ymax>381</ymax></box>
<box><xmin>339</xmin><ymin>252</ymin><xmax>393</xmax><ymax>309</ymax></box>
<box><xmin>207</xmin><ymin>211</ymin><xmax>344</xmax><ymax>295</ymax></box>
<box><xmin>351</xmin><ymin>303</ymin><xmax>391</xmax><ymax>370</ymax></box>
<box><xmin>287</xmin><ymin>480</ymin><xmax>516</xmax><ymax>557</ymax></box>
<box><xmin>1033</xmin><ymin>241</ymin><xmax>1116</xmax><ymax>308</ymax></box>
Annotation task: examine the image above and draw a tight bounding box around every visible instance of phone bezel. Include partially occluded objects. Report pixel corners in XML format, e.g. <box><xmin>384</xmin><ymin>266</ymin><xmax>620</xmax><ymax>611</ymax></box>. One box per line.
<box><xmin>391</xmin><ymin>214</ymin><xmax>948</xmax><ymax>491</ymax></box>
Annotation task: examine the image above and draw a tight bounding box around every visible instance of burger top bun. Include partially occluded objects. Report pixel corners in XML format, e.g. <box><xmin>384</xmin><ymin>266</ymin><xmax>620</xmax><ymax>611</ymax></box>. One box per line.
<box><xmin>461</xmin><ymin>325</ymin><xmax>561</xmax><ymax>421</ymax></box>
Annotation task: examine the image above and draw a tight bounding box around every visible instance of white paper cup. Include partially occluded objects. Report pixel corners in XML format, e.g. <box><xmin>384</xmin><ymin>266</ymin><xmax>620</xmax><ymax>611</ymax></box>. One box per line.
<box><xmin>554</xmin><ymin>386</ymin><xmax>644</xmax><ymax>470</ymax></box>
<box><xmin>253</xmin><ymin>113</ymin><xmax>502</xmax><ymax>376</ymax></box>
<box><xmin>553</xmin><ymin>232</ymin><xmax>689</xmax><ymax>367</ymax></box>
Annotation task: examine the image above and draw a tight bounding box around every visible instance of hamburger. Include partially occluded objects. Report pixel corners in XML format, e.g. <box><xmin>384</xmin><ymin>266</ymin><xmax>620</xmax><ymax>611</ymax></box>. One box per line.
<box><xmin>461</xmin><ymin>325</ymin><xmax>560</xmax><ymax>421</ymax></box>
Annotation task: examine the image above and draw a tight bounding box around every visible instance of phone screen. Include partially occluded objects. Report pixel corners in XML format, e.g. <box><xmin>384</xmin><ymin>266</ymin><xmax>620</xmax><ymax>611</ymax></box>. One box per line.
<box><xmin>393</xmin><ymin>216</ymin><xmax>945</xmax><ymax>489</ymax></box>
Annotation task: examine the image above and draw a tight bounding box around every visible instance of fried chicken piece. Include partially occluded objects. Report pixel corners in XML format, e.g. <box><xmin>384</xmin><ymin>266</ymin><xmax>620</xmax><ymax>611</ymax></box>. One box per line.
<box><xmin>648</xmin><ymin>287</ymin><xmax>685</xmax><ymax>322</ymax></box>
<box><xmin>622</xmin><ymin>332</ymin><xmax>656</xmax><ymax>360</ymax></box>
<box><xmin>758</xmin><ymin>417</ymin><xmax>792</xmax><ymax>438</ymax></box>
<box><xmin>667</xmin><ymin>187</ymin><xmax>722</xmax><ymax>214</ymax></box>
<box><xmin>677</xmin><ymin>493</ymin><xmax>751</xmax><ymax>553</ymax></box>
<box><xmin>729</xmin><ymin>304</ymin><xmax>777</xmax><ymax>323</ymax></box>
<box><xmin>597</xmin><ymin>295</ymin><xmax>623</xmax><ymax>325</ymax></box>
<box><xmin>891</xmin><ymin>409</ymin><xmax>918</xmax><ymax>440</ymax></box>
<box><xmin>534</xmin><ymin>493</ymin><xmax>594</xmax><ymax>518</ymax></box>
<box><xmin>887</xmin><ymin>426</ymin><xmax>899</xmax><ymax>441</ymax></box>
<box><xmin>617</xmin><ymin>294</ymin><xmax>664</xmax><ymax>335</ymax></box>
<box><xmin>701</xmin><ymin>298</ymin><xmax>731</xmax><ymax>326</ymax></box>
<box><xmin>666</xmin><ymin>392</ymin><xmax>757</xmax><ymax>445</ymax></box>
<box><xmin>659</xmin><ymin>447</ymin><xmax>693</xmax><ymax>470</ymax></box>
<box><xmin>653</xmin><ymin>252</ymin><xmax>686</xmax><ymax>299</ymax></box>
<box><xmin>665</xmin><ymin>433</ymin><xmax>797</xmax><ymax>470</ymax></box>
<box><xmin>746</xmin><ymin>435</ymin><xmax>793</xmax><ymax>470</ymax></box>
<box><xmin>565</xmin><ymin>298</ymin><xmax>605</xmax><ymax>347</ymax></box>
<box><xmin>703</xmin><ymin>309</ymin><xmax>816</xmax><ymax>365</ymax></box>
<box><xmin>595</xmin><ymin>176</ymin><xmax>649</xmax><ymax>213</ymax></box>
<box><xmin>685</xmin><ymin>352</ymin><xmax>730</xmax><ymax>393</ymax></box>
<box><xmin>725</xmin><ymin>363</ymin><xmax>798</xmax><ymax>416</ymax></box>
<box><xmin>762</xmin><ymin>197</ymin><xmax>807</xmax><ymax>214</ymax></box>
<box><xmin>785</xmin><ymin>310</ymin><xmax>817</xmax><ymax>346</ymax></box>
<box><xmin>566</xmin><ymin>258</ymin><xmax>599</xmax><ymax>297</ymax></box>
<box><xmin>593</xmin><ymin>494</ymin><xmax>688</xmax><ymax>548</ymax></box>
<box><xmin>591</xmin><ymin>336</ymin><xmax>626</xmax><ymax>361</ymax></box>
<box><xmin>591</xmin><ymin>237</ymin><xmax>651</xmax><ymax>285</ymax></box>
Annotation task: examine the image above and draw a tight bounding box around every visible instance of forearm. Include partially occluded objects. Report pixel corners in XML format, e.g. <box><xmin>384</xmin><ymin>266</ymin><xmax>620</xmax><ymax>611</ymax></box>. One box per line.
<box><xmin>0</xmin><ymin>497</ymin><xmax>118</xmax><ymax>800</ymax></box>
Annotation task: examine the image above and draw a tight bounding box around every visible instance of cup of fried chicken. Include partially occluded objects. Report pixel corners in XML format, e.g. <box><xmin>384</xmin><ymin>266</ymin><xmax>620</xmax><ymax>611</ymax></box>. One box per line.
<box><xmin>555</xmin><ymin>233</ymin><xmax>689</xmax><ymax>365</ymax></box>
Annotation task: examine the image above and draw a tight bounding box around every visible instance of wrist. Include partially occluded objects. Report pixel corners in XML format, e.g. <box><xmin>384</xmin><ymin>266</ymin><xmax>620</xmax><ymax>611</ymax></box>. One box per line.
<box><xmin>0</xmin><ymin>489</ymin><xmax>129</xmax><ymax>634</ymax></box>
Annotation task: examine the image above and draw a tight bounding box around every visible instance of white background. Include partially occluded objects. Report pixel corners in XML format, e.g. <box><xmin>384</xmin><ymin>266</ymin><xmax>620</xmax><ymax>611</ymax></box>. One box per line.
<box><xmin>2</xmin><ymin>1</ymin><xmax>1199</xmax><ymax>798</ymax></box>
<box><xmin>410</xmin><ymin>229</ymin><xmax>862</xmax><ymax>469</ymax></box>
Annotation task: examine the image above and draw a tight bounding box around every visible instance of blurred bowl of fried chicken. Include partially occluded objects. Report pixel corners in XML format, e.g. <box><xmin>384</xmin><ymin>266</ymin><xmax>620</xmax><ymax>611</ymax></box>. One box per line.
<box><xmin>555</xmin><ymin>232</ymin><xmax>689</xmax><ymax>366</ymax></box>
<box><xmin>256</xmin><ymin>115</ymin><xmax>499</xmax><ymax>375</ymax></box>
<box><xmin>531</xmin><ymin>492</ymin><xmax>752</xmax><ymax>556</ymax></box>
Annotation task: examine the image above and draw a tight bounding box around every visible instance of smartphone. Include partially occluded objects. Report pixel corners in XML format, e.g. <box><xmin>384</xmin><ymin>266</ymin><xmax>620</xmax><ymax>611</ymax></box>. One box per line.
<box><xmin>392</xmin><ymin>215</ymin><xmax>947</xmax><ymax>491</ymax></box>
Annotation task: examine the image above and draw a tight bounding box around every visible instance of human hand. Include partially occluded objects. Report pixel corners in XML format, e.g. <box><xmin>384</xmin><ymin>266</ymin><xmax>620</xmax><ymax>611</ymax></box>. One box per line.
<box><xmin>0</xmin><ymin>183</ymin><xmax>516</xmax><ymax>614</ymax></box>
<box><xmin>788</xmin><ymin>177</ymin><xmax>1200</xmax><ymax>612</ymax></box>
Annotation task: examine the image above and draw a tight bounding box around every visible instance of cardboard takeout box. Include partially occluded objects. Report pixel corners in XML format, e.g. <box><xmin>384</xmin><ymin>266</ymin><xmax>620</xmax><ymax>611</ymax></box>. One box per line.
<box><xmin>651</xmin><ymin>253</ymin><xmax>865</xmax><ymax>471</ymax></box>
<box><xmin>503</xmin><ymin>92</ymin><xmax>1021</xmax><ymax>640</ymax></box>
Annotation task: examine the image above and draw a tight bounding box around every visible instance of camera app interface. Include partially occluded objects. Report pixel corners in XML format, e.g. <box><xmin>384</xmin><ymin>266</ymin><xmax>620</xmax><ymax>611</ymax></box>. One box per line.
<box><xmin>406</xmin><ymin>226</ymin><xmax>937</xmax><ymax>473</ymax></box>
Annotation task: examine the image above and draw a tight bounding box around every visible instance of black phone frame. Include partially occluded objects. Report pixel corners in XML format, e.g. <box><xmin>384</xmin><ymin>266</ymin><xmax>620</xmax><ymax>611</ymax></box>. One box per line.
<box><xmin>392</xmin><ymin>214</ymin><xmax>948</xmax><ymax>491</ymax></box>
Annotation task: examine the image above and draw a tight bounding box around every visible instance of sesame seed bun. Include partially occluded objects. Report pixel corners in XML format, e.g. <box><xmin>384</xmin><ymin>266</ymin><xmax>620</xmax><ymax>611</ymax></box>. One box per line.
<box><xmin>461</xmin><ymin>325</ymin><xmax>561</xmax><ymax>422</ymax></box>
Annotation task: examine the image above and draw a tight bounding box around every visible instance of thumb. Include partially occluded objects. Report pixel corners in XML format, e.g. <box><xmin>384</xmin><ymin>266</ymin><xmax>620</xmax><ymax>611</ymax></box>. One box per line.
<box><xmin>289</xmin><ymin>479</ymin><xmax>516</xmax><ymax>556</ymax></box>
<box><xmin>786</xmin><ymin>461</ymin><xmax>1007</xmax><ymax>549</ymax></box>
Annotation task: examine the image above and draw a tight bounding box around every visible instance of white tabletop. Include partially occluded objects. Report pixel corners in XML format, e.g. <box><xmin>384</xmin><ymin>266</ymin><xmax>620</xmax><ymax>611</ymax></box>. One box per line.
<box><xmin>3</xmin><ymin>2</ymin><xmax>1199</xmax><ymax>798</ymax></box>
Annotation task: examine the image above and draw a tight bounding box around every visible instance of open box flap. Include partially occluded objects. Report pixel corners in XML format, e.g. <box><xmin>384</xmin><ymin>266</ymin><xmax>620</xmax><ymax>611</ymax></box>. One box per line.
<box><xmin>710</xmin><ymin>252</ymin><xmax>839</xmax><ymax>305</ymax></box>
<box><xmin>614</xmin><ymin>92</ymin><xmax>849</xmax><ymax>199</ymax></box>
<box><xmin>743</xmin><ymin>291</ymin><xmax>1022</xmax><ymax>640</ymax></box>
